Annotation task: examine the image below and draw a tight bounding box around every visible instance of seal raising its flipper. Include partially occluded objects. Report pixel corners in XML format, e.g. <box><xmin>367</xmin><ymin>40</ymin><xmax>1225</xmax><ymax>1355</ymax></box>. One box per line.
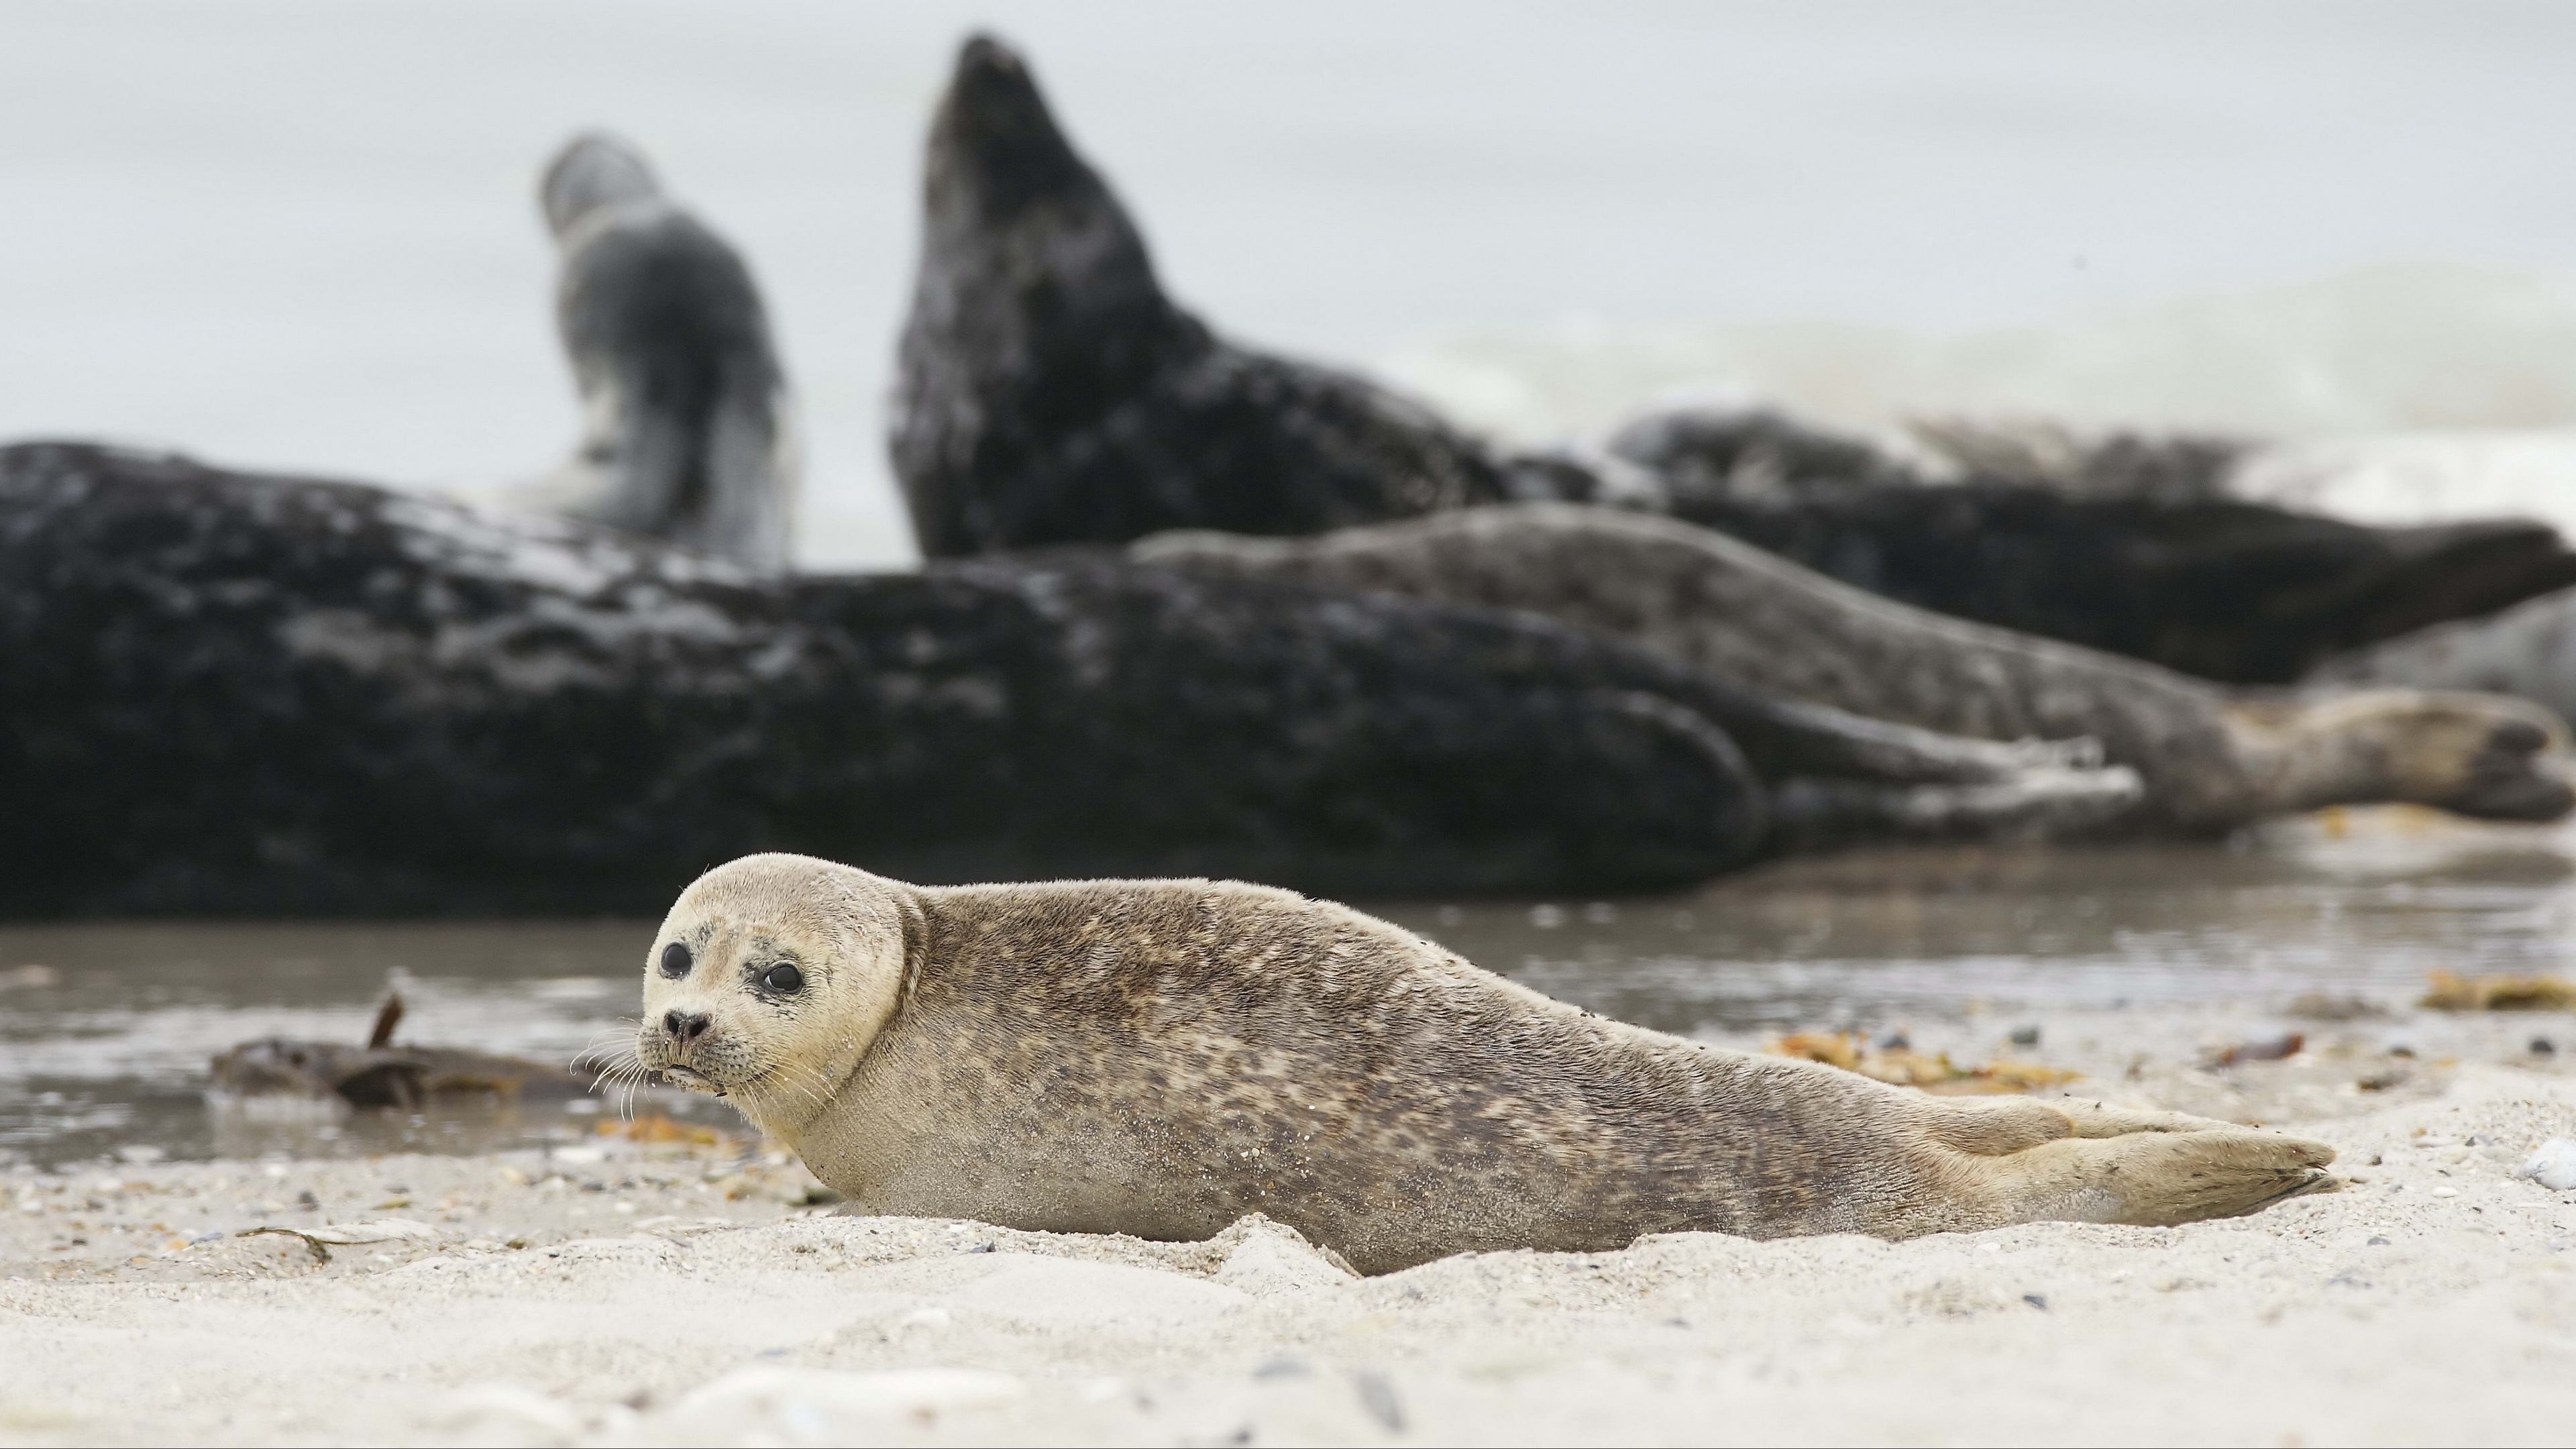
<box><xmin>635</xmin><ymin>853</ymin><xmax>2334</xmax><ymax>1275</ymax></box>
<box><xmin>532</xmin><ymin>133</ymin><xmax>798</xmax><ymax>570</ymax></box>
<box><xmin>890</xmin><ymin>36</ymin><xmax>1517</xmax><ymax>558</ymax></box>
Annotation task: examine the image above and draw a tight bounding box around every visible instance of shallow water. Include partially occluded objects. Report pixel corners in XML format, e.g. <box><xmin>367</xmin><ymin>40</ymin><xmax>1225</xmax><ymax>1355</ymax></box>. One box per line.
<box><xmin>0</xmin><ymin>922</ymin><xmax>684</xmax><ymax>1169</ymax></box>
<box><xmin>4</xmin><ymin>812</ymin><xmax>2571</xmax><ymax>1168</ymax></box>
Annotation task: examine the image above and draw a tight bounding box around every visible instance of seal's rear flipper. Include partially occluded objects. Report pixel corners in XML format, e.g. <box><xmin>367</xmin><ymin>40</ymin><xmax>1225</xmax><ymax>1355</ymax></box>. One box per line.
<box><xmin>1907</xmin><ymin>1095</ymin><xmax>2339</xmax><ymax>1232</ymax></box>
<box><xmin>2001</xmin><ymin>1125</ymin><xmax>2337</xmax><ymax>1228</ymax></box>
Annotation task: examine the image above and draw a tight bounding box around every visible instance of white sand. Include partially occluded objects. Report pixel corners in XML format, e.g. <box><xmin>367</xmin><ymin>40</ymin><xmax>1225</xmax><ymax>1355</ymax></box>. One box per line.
<box><xmin>3</xmin><ymin>1031</ymin><xmax>2572</xmax><ymax>1447</ymax></box>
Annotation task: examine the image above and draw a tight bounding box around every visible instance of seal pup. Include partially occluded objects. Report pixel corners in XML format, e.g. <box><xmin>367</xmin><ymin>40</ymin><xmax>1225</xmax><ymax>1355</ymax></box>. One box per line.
<box><xmin>888</xmin><ymin>36</ymin><xmax>2576</xmax><ymax>676</ymax></box>
<box><xmin>1138</xmin><ymin>504</ymin><xmax>2576</xmax><ymax>833</ymax></box>
<box><xmin>636</xmin><ymin>853</ymin><xmax>2332</xmax><ymax>1275</ymax></box>
<box><xmin>533</xmin><ymin>132</ymin><xmax>798</xmax><ymax>570</ymax></box>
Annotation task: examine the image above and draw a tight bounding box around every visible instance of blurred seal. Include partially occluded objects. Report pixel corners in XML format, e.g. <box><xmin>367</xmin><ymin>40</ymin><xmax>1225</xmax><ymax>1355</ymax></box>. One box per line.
<box><xmin>531</xmin><ymin>132</ymin><xmax>798</xmax><ymax>570</ymax></box>
<box><xmin>1138</xmin><ymin>504</ymin><xmax>2576</xmax><ymax>832</ymax></box>
<box><xmin>889</xmin><ymin>34</ymin><xmax>1519</xmax><ymax>559</ymax></box>
<box><xmin>634</xmin><ymin>852</ymin><xmax>2334</xmax><ymax>1275</ymax></box>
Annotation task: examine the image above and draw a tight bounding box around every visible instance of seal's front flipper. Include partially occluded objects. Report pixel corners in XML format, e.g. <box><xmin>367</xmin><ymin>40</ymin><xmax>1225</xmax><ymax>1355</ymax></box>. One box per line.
<box><xmin>1765</xmin><ymin>765</ymin><xmax>2143</xmax><ymax>850</ymax></box>
<box><xmin>1697</xmin><ymin>690</ymin><xmax>2107</xmax><ymax>786</ymax></box>
<box><xmin>1670</xmin><ymin>683</ymin><xmax>2145</xmax><ymax>846</ymax></box>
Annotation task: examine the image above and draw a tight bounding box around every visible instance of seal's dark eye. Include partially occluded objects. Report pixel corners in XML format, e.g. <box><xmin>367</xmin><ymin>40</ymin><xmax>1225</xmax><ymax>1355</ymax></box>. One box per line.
<box><xmin>761</xmin><ymin>963</ymin><xmax>804</xmax><ymax>994</ymax></box>
<box><xmin>659</xmin><ymin>943</ymin><xmax>692</xmax><ymax>978</ymax></box>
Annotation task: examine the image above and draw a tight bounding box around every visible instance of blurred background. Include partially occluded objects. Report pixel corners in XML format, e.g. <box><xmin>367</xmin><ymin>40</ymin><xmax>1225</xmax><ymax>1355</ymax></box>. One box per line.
<box><xmin>9</xmin><ymin>0</ymin><xmax>2576</xmax><ymax>569</ymax></box>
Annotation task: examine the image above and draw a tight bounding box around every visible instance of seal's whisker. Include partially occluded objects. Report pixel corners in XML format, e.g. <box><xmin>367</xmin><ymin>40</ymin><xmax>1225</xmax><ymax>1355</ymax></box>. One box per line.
<box><xmin>572</xmin><ymin>1028</ymin><xmax>645</xmax><ymax>1080</ymax></box>
<box><xmin>574</xmin><ymin>1042</ymin><xmax>661</xmax><ymax>1124</ymax></box>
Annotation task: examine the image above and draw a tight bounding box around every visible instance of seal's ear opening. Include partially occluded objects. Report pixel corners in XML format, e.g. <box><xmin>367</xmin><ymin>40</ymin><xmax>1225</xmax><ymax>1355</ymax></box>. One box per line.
<box><xmin>932</xmin><ymin>33</ymin><xmax>1101</xmax><ymax>223</ymax></box>
<box><xmin>540</xmin><ymin>131</ymin><xmax>662</xmax><ymax>237</ymax></box>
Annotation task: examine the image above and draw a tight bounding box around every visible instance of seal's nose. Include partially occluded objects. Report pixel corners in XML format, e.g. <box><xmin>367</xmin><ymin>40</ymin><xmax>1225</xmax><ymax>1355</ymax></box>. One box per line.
<box><xmin>663</xmin><ymin>1010</ymin><xmax>712</xmax><ymax>1047</ymax></box>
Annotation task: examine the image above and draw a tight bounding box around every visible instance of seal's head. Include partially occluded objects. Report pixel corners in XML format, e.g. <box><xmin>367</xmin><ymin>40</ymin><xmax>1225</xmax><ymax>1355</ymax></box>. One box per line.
<box><xmin>540</xmin><ymin>131</ymin><xmax>663</xmax><ymax>239</ymax></box>
<box><xmin>636</xmin><ymin>853</ymin><xmax>918</xmax><ymax>1136</ymax></box>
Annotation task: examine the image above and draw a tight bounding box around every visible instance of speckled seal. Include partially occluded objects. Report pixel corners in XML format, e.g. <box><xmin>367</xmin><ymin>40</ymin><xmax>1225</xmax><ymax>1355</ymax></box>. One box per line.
<box><xmin>636</xmin><ymin>853</ymin><xmax>2335</xmax><ymax>1275</ymax></box>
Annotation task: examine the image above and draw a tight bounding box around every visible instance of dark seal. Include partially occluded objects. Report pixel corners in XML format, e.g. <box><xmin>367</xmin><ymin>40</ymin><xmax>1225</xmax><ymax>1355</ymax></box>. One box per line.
<box><xmin>0</xmin><ymin>443</ymin><xmax>2135</xmax><ymax>916</ymax></box>
<box><xmin>890</xmin><ymin>35</ymin><xmax>1521</xmax><ymax>559</ymax></box>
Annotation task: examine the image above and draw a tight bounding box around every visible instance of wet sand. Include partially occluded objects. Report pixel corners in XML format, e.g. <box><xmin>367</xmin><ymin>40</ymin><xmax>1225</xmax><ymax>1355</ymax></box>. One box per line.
<box><xmin>1</xmin><ymin>1007</ymin><xmax>2569</xmax><ymax>1447</ymax></box>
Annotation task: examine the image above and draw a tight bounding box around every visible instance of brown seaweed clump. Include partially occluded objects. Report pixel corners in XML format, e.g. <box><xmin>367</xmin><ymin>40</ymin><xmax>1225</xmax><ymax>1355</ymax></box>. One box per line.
<box><xmin>2419</xmin><ymin>969</ymin><xmax>2576</xmax><ymax>1012</ymax></box>
<box><xmin>1766</xmin><ymin>1031</ymin><xmax>2082</xmax><ymax>1095</ymax></box>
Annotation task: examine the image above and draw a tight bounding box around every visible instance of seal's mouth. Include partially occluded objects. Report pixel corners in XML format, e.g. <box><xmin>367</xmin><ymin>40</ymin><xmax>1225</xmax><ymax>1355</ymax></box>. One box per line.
<box><xmin>657</xmin><ymin>1064</ymin><xmax>724</xmax><ymax>1096</ymax></box>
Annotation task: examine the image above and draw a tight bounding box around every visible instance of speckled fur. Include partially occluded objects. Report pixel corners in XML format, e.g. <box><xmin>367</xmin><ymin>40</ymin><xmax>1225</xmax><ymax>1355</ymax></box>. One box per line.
<box><xmin>641</xmin><ymin>854</ymin><xmax>2334</xmax><ymax>1275</ymax></box>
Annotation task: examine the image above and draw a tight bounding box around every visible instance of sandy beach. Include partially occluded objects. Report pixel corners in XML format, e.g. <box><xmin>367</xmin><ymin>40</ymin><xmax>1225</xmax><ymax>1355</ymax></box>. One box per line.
<box><xmin>3</xmin><ymin>998</ymin><xmax>2569</xmax><ymax>1448</ymax></box>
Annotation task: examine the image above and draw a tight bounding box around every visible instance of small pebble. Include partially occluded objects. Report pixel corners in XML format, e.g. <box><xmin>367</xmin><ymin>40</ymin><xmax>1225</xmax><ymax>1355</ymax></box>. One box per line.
<box><xmin>2008</xmin><ymin>1024</ymin><xmax>2041</xmax><ymax>1047</ymax></box>
<box><xmin>2531</xmin><ymin>1037</ymin><xmax>2557</xmax><ymax>1057</ymax></box>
